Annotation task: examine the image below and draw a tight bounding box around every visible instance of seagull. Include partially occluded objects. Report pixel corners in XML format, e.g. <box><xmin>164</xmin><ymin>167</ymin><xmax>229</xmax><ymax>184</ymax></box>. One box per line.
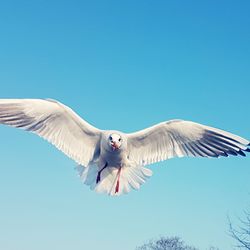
<box><xmin>0</xmin><ymin>99</ymin><xmax>249</xmax><ymax>196</ymax></box>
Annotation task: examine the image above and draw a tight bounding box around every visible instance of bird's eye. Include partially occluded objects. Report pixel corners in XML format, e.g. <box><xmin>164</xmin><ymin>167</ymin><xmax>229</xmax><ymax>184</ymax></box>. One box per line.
<box><xmin>118</xmin><ymin>138</ymin><xmax>122</xmax><ymax>142</ymax></box>
<box><xmin>109</xmin><ymin>136</ymin><xmax>113</xmax><ymax>141</ymax></box>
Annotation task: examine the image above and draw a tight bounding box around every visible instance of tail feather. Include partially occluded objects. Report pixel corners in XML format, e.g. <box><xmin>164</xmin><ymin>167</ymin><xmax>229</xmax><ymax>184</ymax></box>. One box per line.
<box><xmin>76</xmin><ymin>163</ymin><xmax>152</xmax><ymax>196</ymax></box>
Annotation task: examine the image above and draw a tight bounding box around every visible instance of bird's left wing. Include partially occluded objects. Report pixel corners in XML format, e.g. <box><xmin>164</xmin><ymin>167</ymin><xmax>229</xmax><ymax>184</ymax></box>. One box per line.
<box><xmin>127</xmin><ymin>120</ymin><xmax>250</xmax><ymax>166</ymax></box>
<box><xmin>0</xmin><ymin>99</ymin><xmax>102</xmax><ymax>166</ymax></box>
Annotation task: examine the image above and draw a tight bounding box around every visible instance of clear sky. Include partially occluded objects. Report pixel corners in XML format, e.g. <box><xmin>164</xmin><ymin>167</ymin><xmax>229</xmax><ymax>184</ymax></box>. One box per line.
<box><xmin>0</xmin><ymin>1</ymin><xmax>249</xmax><ymax>249</ymax></box>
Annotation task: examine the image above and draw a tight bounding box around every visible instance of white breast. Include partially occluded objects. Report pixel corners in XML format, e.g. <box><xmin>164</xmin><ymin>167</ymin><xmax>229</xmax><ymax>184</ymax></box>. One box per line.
<box><xmin>101</xmin><ymin>148</ymin><xmax>127</xmax><ymax>168</ymax></box>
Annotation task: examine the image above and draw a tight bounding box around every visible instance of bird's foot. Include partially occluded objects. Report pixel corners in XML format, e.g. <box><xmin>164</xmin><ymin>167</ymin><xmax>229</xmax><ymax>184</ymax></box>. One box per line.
<box><xmin>115</xmin><ymin>167</ymin><xmax>122</xmax><ymax>194</ymax></box>
<box><xmin>96</xmin><ymin>163</ymin><xmax>108</xmax><ymax>184</ymax></box>
<box><xmin>115</xmin><ymin>180</ymin><xmax>120</xmax><ymax>193</ymax></box>
<box><xmin>96</xmin><ymin>172</ymin><xmax>101</xmax><ymax>184</ymax></box>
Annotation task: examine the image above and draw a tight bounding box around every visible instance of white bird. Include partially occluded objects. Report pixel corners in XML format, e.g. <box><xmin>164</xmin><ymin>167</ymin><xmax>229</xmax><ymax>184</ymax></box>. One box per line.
<box><xmin>0</xmin><ymin>99</ymin><xmax>249</xmax><ymax>196</ymax></box>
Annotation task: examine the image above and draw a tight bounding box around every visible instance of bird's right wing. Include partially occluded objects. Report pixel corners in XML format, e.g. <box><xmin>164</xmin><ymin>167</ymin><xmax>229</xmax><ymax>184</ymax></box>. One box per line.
<box><xmin>0</xmin><ymin>99</ymin><xmax>102</xmax><ymax>166</ymax></box>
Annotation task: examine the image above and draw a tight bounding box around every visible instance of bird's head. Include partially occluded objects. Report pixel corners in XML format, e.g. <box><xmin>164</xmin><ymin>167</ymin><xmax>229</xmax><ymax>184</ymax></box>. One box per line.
<box><xmin>108</xmin><ymin>133</ymin><xmax>123</xmax><ymax>151</ymax></box>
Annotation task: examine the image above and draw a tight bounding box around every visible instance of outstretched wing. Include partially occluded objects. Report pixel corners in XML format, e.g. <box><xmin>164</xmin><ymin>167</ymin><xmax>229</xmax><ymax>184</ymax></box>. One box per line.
<box><xmin>127</xmin><ymin>120</ymin><xmax>250</xmax><ymax>166</ymax></box>
<box><xmin>0</xmin><ymin>99</ymin><xmax>101</xmax><ymax>166</ymax></box>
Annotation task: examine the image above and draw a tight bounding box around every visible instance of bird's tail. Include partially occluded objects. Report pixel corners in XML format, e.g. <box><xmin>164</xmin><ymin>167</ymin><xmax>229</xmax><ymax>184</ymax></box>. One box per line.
<box><xmin>76</xmin><ymin>163</ymin><xmax>152</xmax><ymax>196</ymax></box>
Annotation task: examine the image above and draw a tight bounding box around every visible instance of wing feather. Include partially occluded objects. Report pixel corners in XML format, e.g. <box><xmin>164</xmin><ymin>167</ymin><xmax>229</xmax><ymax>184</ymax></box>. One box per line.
<box><xmin>127</xmin><ymin>120</ymin><xmax>250</xmax><ymax>166</ymax></box>
<box><xmin>0</xmin><ymin>99</ymin><xmax>101</xmax><ymax>166</ymax></box>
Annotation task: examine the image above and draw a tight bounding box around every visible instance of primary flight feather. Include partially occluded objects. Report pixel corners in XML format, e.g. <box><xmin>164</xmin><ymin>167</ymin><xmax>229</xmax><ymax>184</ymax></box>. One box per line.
<box><xmin>0</xmin><ymin>99</ymin><xmax>249</xmax><ymax>196</ymax></box>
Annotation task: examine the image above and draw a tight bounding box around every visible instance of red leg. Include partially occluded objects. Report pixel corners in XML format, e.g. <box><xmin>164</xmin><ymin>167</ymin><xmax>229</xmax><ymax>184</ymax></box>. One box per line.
<box><xmin>115</xmin><ymin>167</ymin><xmax>122</xmax><ymax>194</ymax></box>
<box><xmin>96</xmin><ymin>163</ymin><xmax>108</xmax><ymax>184</ymax></box>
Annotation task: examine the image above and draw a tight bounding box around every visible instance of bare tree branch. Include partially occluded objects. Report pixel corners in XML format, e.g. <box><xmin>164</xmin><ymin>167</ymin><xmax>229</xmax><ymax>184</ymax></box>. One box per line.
<box><xmin>136</xmin><ymin>236</ymin><xmax>198</xmax><ymax>250</ymax></box>
<box><xmin>228</xmin><ymin>212</ymin><xmax>250</xmax><ymax>249</ymax></box>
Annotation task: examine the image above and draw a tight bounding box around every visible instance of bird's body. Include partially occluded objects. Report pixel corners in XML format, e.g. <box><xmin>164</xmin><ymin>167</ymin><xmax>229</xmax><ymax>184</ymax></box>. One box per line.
<box><xmin>78</xmin><ymin>130</ymin><xmax>152</xmax><ymax>195</ymax></box>
<box><xmin>0</xmin><ymin>98</ymin><xmax>249</xmax><ymax>196</ymax></box>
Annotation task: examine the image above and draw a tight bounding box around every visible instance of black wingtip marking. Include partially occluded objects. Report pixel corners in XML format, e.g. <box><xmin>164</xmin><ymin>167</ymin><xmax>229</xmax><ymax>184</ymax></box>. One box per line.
<box><xmin>223</xmin><ymin>152</ymin><xmax>229</xmax><ymax>157</ymax></box>
<box><xmin>227</xmin><ymin>150</ymin><xmax>238</xmax><ymax>156</ymax></box>
<box><xmin>238</xmin><ymin>150</ymin><xmax>246</xmax><ymax>157</ymax></box>
<box><xmin>246</xmin><ymin>148</ymin><xmax>250</xmax><ymax>152</ymax></box>
<box><xmin>207</xmin><ymin>130</ymin><xmax>241</xmax><ymax>144</ymax></box>
<box><xmin>220</xmin><ymin>152</ymin><xmax>228</xmax><ymax>157</ymax></box>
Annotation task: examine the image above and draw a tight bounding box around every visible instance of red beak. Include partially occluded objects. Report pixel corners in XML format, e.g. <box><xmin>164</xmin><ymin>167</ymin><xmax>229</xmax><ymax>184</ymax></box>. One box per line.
<box><xmin>111</xmin><ymin>142</ymin><xmax>119</xmax><ymax>150</ymax></box>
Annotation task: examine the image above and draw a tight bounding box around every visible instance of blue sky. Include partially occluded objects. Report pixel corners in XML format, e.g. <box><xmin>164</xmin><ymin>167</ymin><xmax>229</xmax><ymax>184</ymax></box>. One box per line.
<box><xmin>0</xmin><ymin>1</ymin><xmax>250</xmax><ymax>249</ymax></box>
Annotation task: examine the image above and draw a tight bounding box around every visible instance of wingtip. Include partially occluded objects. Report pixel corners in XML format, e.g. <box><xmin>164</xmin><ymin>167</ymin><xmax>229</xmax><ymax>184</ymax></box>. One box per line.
<box><xmin>238</xmin><ymin>150</ymin><xmax>246</xmax><ymax>157</ymax></box>
<box><xmin>246</xmin><ymin>141</ymin><xmax>250</xmax><ymax>151</ymax></box>
<box><xmin>220</xmin><ymin>152</ymin><xmax>228</xmax><ymax>157</ymax></box>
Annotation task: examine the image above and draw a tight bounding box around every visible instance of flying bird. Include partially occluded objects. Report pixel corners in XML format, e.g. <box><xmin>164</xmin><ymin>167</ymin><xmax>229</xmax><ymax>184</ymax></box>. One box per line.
<box><xmin>0</xmin><ymin>99</ymin><xmax>249</xmax><ymax>196</ymax></box>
